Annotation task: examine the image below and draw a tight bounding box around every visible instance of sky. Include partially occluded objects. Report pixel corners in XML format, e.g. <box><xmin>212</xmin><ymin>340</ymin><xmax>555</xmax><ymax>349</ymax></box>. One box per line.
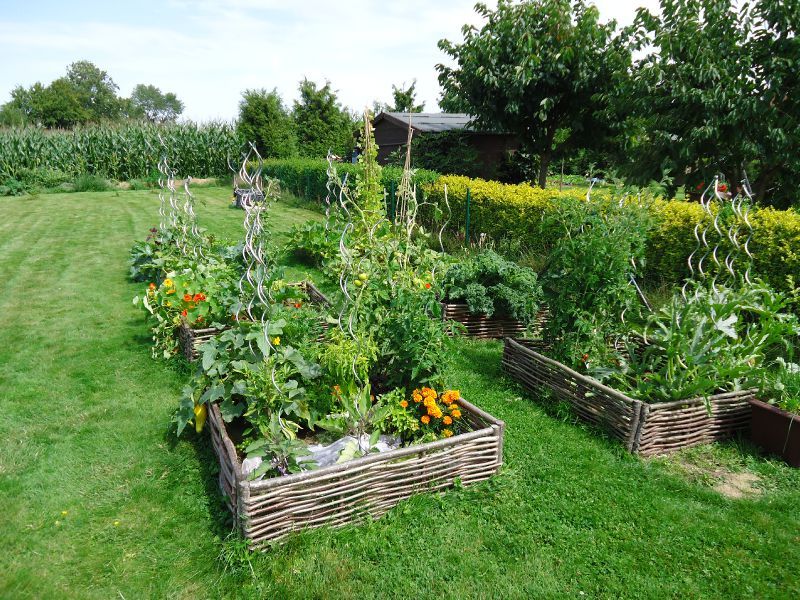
<box><xmin>0</xmin><ymin>0</ymin><xmax>661</xmax><ymax>122</ymax></box>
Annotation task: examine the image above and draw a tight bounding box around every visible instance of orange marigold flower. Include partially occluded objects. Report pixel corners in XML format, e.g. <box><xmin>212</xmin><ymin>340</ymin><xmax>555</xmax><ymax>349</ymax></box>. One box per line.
<box><xmin>421</xmin><ymin>387</ymin><xmax>436</xmax><ymax>398</ymax></box>
<box><xmin>412</xmin><ymin>392</ymin><xmax>423</xmax><ymax>403</ymax></box>
<box><xmin>442</xmin><ymin>429</ymin><xmax>453</xmax><ymax>438</ymax></box>
<box><xmin>451</xmin><ymin>409</ymin><xmax>461</xmax><ymax>419</ymax></box>
<box><xmin>183</xmin><ymin>294</ymin><xmax>193</xmax><ymax>302</ymax></box>
<box><xmin>443</xmin><ymin>416</ymin><xmax>452</xmax><ymax>425</ymax></box>
<box><xmin>399</xmin><ymin>400</ymin><xmax>408</xmax><ymax>408</ymax></box>
<box><xmin>420</xmin><ymin>415</ymin><xmax>430</xmax><ymax>425</ymax></box>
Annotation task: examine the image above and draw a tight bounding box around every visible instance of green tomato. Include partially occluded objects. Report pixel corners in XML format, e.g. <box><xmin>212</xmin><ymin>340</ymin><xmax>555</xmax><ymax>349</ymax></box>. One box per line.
<box><xmin>358</xmin><ymin>272</ymin><xmax>369</xmax><ymax>281</ymax></box>
<box><xmin>354</xmin><ymin>279</ymin><xmax>363</xmax><ymax>287</ymax></box>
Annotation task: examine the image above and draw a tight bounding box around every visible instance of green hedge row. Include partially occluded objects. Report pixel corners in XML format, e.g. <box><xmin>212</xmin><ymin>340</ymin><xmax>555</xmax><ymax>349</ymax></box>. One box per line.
<box><xmin>426</xmin><ymin>176</ymin><xmax>800</xmax><ymax>293</ymax></box>
<box><xmin>261</xmin><ymin>160</ymin><xmax>800</xmax><ymax>294</ymax></box>
<box><xmin>260</xmin><ymin>158</ymin><xmax>440</xmax><ymax>205</ymax></box>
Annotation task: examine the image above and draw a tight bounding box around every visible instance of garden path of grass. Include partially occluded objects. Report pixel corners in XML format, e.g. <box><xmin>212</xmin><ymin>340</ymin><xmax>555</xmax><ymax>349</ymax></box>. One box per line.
<box><xmin>1</xmin><ymin>187</ymin><xmax>798</xmax><ymax>599</ymax></box>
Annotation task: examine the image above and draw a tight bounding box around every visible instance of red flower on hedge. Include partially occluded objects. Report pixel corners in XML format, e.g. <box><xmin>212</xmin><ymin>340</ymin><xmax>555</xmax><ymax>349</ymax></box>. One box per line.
<box><xmin>425</xmin><ymin>283</ymin><xmax>431</xmax><ymax>289</ymax></box>
<box><xmin>193</xmin><ymin>293</ymin><xmax>206</xmax><ymax>302</ymax></box>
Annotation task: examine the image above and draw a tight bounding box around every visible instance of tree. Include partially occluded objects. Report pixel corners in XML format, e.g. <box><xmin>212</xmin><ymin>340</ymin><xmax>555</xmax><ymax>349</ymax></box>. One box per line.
<box><xmin>129</xmin><ymin>84</ymin><xmax>184</xmax><ymax>123</ymax></box>
<box><xmin>31</xmin><ymin>78</ymin><xmax>90</xmax><ymax>128</ymax></box>
<box><xmin>437</xmin><ymin>0</ymin><xmax>626</xmax><ymax>188</ymax></box>
<box><xmin>390</xmin><ymin>80</ymin><xmax>424</xmax><ymax>112</ymax></box>
<box><xmin>292</xmin><ymin>78</ymin><xmax>354</xmax><ymax>158</ymax></box>
<box><xmin>237</xmin><ymin>89</ymin><xmax>297</xmax><ymax>158</ymax></box>
<box><xmin>615</xmin><ymin>0</ymin><xmax>800</xmax><ymax>207</ymax></box>
<box><xmin>65</xmin><ymin>60</ymin><xmax>122</xmax><ymax>121</ymax></box>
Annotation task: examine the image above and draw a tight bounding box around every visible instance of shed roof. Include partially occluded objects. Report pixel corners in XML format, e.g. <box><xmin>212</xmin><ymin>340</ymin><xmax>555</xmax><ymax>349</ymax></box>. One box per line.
<box><xmin>375</xmin><ymin>112</ymin><xmax>483</xmax><ymax>133</ymax></box>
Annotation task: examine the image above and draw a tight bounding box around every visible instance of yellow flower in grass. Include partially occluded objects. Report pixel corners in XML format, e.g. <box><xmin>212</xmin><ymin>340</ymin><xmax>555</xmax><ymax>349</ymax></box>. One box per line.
<box><xmin>272</xmin><ymin>336</ymin><xmax>281</xmax><ymax>346</ymax></box>
<box><xmin>420</xmin><ymin>415</ymin><xmax>430</xmax><ymax>425</ymax></box>
<box><xmin>442</xmin><ymin>429</ymin><xmax>453</xmax><ymax>438</ymax></box>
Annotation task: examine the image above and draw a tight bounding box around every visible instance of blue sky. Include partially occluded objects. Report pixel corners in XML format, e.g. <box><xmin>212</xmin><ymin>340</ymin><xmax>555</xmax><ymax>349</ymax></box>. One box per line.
<box><xmin>0</xmin><ymin>0</ymin><xmax>659</xmax><ymax>122</ymax></box>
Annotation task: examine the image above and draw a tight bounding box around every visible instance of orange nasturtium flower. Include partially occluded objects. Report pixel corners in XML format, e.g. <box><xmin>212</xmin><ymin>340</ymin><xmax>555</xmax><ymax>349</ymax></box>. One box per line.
<box><xmin>399</xmin><ymin>400</ymin><xmax>409</xmax><ymax>408</ymax></box>
<box><xmin>181</xmin><ymin>309</ymin><xmax>188</xmax><ymax>317</ymax></box>
<box><xmin>420</xmin><ymin>415</ymin><xmax>430</xmax><ymax>425</ymax></box>
<box><xmin>193</xmin><ymin>293</ymin><xmax>206</xmax><ymax>302</ymax></box>
<box><xmin>149</xmin><ymin>283</ymin><xmax>156</xmax><ymax>290</ymax></box>
<box><xmin>183</xmin><ymin>294</ymin><xmax>193</xmax><ymax>302</ymax></box>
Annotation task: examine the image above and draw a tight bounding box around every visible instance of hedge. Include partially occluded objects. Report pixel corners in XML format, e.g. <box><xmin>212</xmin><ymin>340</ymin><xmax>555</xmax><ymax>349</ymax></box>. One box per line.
<box><xmin>261</xmin><ymin>161</ymin><xmax>800</xmax><ymax>294</ymax></box>
<box><xmin>427</xmin><ymin>175</ymin><xmax>800</xmax><ymax>293</ymax></box>
<box><xmin>260</xmin><ymin>158</ymin><xmax>440</xmax><ymax>206</ymax></box>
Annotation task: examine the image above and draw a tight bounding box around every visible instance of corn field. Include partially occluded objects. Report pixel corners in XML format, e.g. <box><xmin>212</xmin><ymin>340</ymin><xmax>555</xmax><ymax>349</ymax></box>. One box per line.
<box><xmin>0</xmin><ymin>122</ymin><xmax>242</xmax><ymax>182</ymax></box>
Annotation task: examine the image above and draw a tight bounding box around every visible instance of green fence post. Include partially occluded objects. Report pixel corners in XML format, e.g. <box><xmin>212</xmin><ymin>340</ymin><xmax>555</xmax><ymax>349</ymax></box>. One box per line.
<box><xmin>465</xmin><ymin>187</ymin><xmax>471</xmax><ymax>244</ymax></box>
<box><xmin>390</xmin><ymin>181</ymin><xmax>396</xmax><ymax>221</ymax></box>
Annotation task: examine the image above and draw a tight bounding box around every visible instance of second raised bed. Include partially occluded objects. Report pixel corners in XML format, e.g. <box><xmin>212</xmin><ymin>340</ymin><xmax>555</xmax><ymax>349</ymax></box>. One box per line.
<box><xmin>502</xmin><ymin>337</ymin><xmax>754</xmax><ymax>456</ymax></box>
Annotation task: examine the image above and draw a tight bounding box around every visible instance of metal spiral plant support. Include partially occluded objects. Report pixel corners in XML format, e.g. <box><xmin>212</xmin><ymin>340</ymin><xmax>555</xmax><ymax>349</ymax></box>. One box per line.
<box><xmin>683</xmin><ymin>173</ymin><xmax>755</xmax><ymax>300</ymax></box>
<box><xmin>174</xmin><ymin>176</ymin><xmax>205</xmax><ymax>260</ymax></box>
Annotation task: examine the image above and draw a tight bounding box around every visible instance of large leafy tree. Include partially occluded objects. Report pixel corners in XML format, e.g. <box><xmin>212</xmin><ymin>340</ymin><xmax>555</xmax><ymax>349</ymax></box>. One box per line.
<box><xmin>437</xmin><ymin>0</ymin><xmax>626</xmax><ymax>188</ymax></box>
<box><xmin>128</xmin><ymin>84</ymin><xmax>184</xmax><ymax>123</ymax></box>
<box><xmin>65</xmin><ymin>60</ymin><xmax>122</xmax><ymax>121</ymax></box>
<box><xmin>292</xmin><ymin>79</ymin><xmax>354</xmax><ymax>158</ymax></box>
<box><xmin>616</xmin><ymin>0</ymin><xmax>800</xmax><ymax>207</ymax></box>
<box><xmin>237</xmin><ymin>89</ymin><xmax>298</xmax><ymax>158</ymax></box>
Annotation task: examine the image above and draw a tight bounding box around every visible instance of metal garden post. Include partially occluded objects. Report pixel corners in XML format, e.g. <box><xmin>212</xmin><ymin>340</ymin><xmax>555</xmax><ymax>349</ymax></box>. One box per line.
<box><xmin>465</xmin><ymin>186</ymin><xmax>471</xmax><ymax>245</ymax></box>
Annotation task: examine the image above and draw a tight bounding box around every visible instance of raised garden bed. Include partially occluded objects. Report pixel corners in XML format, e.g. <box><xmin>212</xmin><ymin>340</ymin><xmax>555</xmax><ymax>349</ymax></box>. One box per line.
<box><xmin>441</xmin><ymin>303</ymin><xmax>548</xmax><ymax>340</ymax></box>
<box><xmin>207</xmin><ymin>398</ymin><xmax>505</xmax><ymax>548</ymax></box>
<box><xmin>749</xmin><ymin>399</ymin><xmax>800</xmax><ymax>467</ymax></box>
<box><xmin>503</xmin><ymin>337</ymin><xmax>755</xmax><ymax>456</ymax></box>
<box><xmin>178</xmin><ymin>281</ymin><xmax>332</xmax><ymax>361</ymax></box>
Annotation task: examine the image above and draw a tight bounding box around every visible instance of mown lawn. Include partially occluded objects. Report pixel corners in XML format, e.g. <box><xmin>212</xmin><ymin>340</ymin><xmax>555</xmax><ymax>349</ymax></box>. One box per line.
<box><xmin>1</xmin><ymin>186</ymin><xmax>798</xmax><ymax>599</ymax></box>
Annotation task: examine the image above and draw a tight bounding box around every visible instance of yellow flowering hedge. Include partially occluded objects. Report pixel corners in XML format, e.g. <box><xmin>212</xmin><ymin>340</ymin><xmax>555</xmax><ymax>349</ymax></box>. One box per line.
<box><xmin>424</xmin><ymin>175</ymin><xmax>800</xmax><ymax>293</ymax></box>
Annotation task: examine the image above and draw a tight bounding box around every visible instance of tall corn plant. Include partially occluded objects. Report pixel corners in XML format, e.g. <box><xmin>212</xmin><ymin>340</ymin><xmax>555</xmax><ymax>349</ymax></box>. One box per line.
<box><xmin>0</xmin><ymin>122</ymin><xmax>242</xmax><ymax>181</ymax></box>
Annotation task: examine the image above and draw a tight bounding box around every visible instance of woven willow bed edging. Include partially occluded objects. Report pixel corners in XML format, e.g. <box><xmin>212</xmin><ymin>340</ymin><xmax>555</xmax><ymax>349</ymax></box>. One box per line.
<box><xmin>502</xmin><ymin>337</ymin><xmax>755</xmax><ymax>456</ymax></box>
<box><xmin>441</xmin><ymin>303</ymin><xmax>548</xmax><ymax>340</ymax></box>
<box><xmin>207</xmin><ymin>398</ymin><xmax>505</xmax><ymax>548</ymax></box>
<box><xmin>178</xmin><ymin>281</ymin><xmax>331</xmax><ymax>361</ymax></box>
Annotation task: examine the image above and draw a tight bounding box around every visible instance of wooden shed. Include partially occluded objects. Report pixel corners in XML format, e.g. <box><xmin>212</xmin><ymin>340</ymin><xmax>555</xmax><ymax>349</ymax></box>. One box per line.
<box><xmin>372</xmin><ymin>112</ymin><xmax>518</xmax><ymax>178</ymax></box>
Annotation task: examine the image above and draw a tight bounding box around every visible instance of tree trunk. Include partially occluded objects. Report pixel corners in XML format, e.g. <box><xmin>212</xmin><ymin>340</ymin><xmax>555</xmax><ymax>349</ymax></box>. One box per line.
<box><xmin>537</xmin><ymin>151</ymin><xmax>551</xmax><ymax>189</ymax></box>
<box><xmin>536</xmin><ymin>126</ymin><xmax>557</xmax><ymax>189</ymax></box>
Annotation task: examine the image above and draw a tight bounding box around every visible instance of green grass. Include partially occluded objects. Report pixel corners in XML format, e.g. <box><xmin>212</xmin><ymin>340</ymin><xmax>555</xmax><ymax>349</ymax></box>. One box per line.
<box><xmin>1</xmin><ymin>186</ymin><xmax>798</xmax><ymax>599</ymax></box>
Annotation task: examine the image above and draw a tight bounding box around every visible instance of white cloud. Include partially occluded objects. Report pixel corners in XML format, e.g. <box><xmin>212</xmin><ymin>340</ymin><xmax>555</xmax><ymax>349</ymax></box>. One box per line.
<box><xmin>0</xmin><ymin>0</ymin><xmax>660</xmax><ymax>121</ymax></box>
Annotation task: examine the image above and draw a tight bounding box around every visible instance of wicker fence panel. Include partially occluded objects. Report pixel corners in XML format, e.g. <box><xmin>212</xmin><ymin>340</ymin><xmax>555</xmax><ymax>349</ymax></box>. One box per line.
<box><xmin>502</xmin><ymin>337</ymin><xmax>754</xmax><ymax>456</ymax></box>
<box><xmin>636</xmin><ymin>391</ymin><xmax>754</xmax><ymax>456</ymax></box>
<box><xmin>503</xmin><ymin>337</ymin><xmax>642</xmax><ymax>449</ymax></box>
<box><xmin>442</xmin><ymin>303</ymin><xmax>548</xmax><ymax>340</ymax></box>
<box><xmin>208</xmin><ymin>399</ymin><xmax>504</xmax><ymax>548</ymax></box>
